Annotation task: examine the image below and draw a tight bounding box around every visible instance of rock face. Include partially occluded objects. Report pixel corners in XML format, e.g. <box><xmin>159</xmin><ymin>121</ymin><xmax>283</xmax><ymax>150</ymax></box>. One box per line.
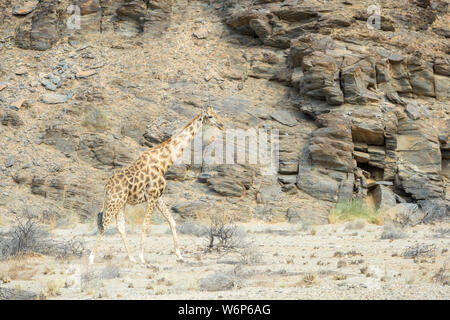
<box><xmin>14</xmin><ymin>0</ymin><xmax>174</xmax><ymax>50</ymax></box>
<box><xmin>297</xmin><ymin>114</ymin><xmax>355</xmax><ymax>202</ymax></box>
<box><xmin>0</xmin><ymin>0</ymin><xmax>448</xmax><ymax>225</ymax></box>
<box><xmin>77</xmin><ymin>134</ymin><xmax>136</xmax><ymax>169</ymax></box>
<box><xmin>205</xmin><ymin>165</ymin><xmax>255</xmax><ymax>197</ymax></box>
<box><xmin>222</xmin><ymin>0</ymin><xmax>449</xmax><ymax>218</ymax></box>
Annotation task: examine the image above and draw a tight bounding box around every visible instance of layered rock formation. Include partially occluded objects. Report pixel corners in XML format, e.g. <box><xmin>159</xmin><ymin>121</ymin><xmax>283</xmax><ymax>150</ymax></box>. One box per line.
<box><xmin>0</xmin><ymin>0</ymin><xmax>448</xmax><ymax>224</ymax></box>
<box><xmin>224</xmin><ymin>0</ymin><xmax>449</xmax><ymax>220</ymax></box>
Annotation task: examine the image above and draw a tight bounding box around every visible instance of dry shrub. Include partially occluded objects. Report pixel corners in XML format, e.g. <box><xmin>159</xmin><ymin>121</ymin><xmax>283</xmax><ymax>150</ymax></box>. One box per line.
<box><xmin>381</xmin><ymin>224</ymin><xmax>406</xmax><ymax>240</ymax></box>
<box><xmin>0</xmin><ymin>215</ymin><xmax>86</xmax><ymax>260</ymax></box>
<box><xmin>0</xmin><ymin>215</ymin><xmax>48</xmax><ymax>258</ymax></box>
<box><xmin>205</xmin><ymin>213</ymin><xmax>246</xmax><ymax>251</ymax></box>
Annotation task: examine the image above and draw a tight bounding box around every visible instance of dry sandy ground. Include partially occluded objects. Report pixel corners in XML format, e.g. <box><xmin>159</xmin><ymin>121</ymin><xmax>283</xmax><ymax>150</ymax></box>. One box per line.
<box><xmin>0</xmin><ymin>220</ymin><xmax>449</xmax><ymax>300</ymax></box>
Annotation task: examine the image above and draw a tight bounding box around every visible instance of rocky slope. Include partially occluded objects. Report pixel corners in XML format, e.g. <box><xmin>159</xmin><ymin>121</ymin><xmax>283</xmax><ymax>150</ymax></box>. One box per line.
<box><xmin>0</xmin><ymin>0</ymin><xmax>448</xmax><ymax>226</ymax></box>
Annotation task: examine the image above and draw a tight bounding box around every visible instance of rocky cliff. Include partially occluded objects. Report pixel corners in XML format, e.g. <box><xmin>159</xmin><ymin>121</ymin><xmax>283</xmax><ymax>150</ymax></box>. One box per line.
<box><xmin>0</xmin><ymin>0</ymin><xmax>448</xmax><ymax>225</ymax></box>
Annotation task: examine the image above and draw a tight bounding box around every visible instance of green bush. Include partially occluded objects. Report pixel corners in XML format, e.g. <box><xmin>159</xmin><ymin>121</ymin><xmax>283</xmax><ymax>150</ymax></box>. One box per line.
<box><xmin>329</xmin><ymin>199</ymin><xmax>383</xmax><ymax>225</ymax></box>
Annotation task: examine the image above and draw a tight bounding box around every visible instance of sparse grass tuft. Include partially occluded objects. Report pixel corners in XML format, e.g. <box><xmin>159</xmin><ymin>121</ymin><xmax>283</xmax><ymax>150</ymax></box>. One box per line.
<box><xmin>238</xmin><ymin>245</ymin><xmax>263</xmax><ymax>265</ymax></box>
<box><xmin>381</xmin><ymin>224</ymin><xmax>406</xmax><ymax>240</ymax></box>
<box><xmin>186</xmin><ymin>279</ymin><xmax>199</xmax><ymax>292</ymax></box>
<box><xmin>433</xmin><ymin>260</ymin><xmax>450</xmax><ymax>286</ymax></box>
<box><xmin>82</xmin><ymin>107</ymin><xmax>110</xmax><ymax>130</ymax></box>
<box><xmin>154</xmin><ymin>286</ymin><xmax>166</xmax><ymax>295</ymax></box>
<box><xmin>297</xmin><ymin>273</ymin><xmax>317</xmax><ymax>287</ymax></box>
<box><xmin>46</xmin><ymin>279</ymin><xmax>64</xmax><ymax>296</ymax></box>
<box><xmin>329</xmin><ymin>199</ymin><xmax>383</xmax><ymax>225</ymax></box>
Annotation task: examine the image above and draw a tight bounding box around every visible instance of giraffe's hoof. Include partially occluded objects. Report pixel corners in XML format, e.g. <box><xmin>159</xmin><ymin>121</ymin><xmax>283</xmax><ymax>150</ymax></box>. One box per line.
<box><xmin>138</xmin><ymin>253</ymin><xmax>145</xmax><ymax>264</ymax></box>
<box><xmin>175</xmin><ymin>249</ymin><xmax>183</xmax><ymax>262</ymax></box>
<box><xmin>89</xmin><ymin>254</ymin><xmax>95</xmax><ymax>265</ymax></box>
<box><xmin>128</xmin><ymin>256</ymin><xmax>137</xmax><ymax>263</ymax></box>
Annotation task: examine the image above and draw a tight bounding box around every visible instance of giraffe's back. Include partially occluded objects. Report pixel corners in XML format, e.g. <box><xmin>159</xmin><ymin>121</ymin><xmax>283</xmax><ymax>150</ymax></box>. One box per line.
<box><xmin>106</xmin><ymin>166</ymin><xmax>165</xmax><ymax>207</ymax></box>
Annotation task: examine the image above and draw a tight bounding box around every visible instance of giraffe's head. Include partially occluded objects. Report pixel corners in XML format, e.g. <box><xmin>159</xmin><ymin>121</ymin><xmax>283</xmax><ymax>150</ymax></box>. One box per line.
<box><xmin>202</xmin><ymin>106</ymin><xmax>225</xmax><ymax>131</ymax></box>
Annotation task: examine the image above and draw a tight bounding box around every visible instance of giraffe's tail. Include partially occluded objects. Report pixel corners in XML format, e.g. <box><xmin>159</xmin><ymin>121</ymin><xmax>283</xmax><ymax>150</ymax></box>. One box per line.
<box><xmin>97</xmin><ymin>212</ymin><xmax>104</xmax><ymax>234</ymax></box>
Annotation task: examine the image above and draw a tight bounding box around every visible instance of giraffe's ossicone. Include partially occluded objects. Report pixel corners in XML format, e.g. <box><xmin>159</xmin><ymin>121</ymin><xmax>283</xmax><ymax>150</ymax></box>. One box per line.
<box><xmin>89</xmin><ymin>106</ymin><xmax>224</xmax><ymax>264</ymax></box>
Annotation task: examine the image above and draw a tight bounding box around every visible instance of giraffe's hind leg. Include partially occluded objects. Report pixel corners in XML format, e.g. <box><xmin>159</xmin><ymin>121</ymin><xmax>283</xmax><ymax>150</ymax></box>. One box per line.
<box><xmin>89</xmin><ymin>211</ymin><xmax>112</xmax><ymax>264</ymax></box>
<box><xmin>116</xmin><ymin>207</ymin><xmax>136</xmax><ymax>263</ymax></box>
<box><xmin>139</xmin><ymin>198</ymin><xmax>157</xmax><ymax>264</ymax></box>
<box><xmin>157</xmin><ymin>197</ymin><xmax>183</xmax><ymax>262</ymax></box>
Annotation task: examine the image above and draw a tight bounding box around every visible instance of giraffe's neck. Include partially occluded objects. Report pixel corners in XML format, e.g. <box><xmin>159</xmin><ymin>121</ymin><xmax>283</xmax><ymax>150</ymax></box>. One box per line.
<box><xmin>158</xmin><ymin>112</ymin><xmax>203</xmax><ymax>174</ymax></box>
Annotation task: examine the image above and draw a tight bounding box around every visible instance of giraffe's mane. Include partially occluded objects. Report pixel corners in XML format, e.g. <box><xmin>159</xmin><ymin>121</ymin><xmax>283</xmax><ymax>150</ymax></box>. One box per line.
<box><xmin>150</xmin><ymin>113</ymin><xmax>201</xmax><ymax>150</ymax></box>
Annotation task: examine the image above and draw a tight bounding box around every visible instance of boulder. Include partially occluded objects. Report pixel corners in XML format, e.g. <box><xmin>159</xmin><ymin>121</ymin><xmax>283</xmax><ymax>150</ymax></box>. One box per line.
<box><xmin>434</xmin><ymin>57</ymin><xmax>450</xmax><ymax>76</ymax></box>
<box><xmin>419</xmin><ymin>200</ymin><xmax>449</xmax><ymax>223</ymax></box>
<box><xmin>0</xmin><ymin>110</ymin><xmax>24</xmax><ymax>127</ymax></box>
<box><xmin>300</xmin><ymin>52</ymin><xmax>344</xmax><ymax>105</ymax></box>
<box><xmin>77</xmin><ymin>133</ymin><xmax>136</xmax><ymax>169</ymax></box>
<box><xmin>165</xmin><ymin>165</ymin><xmax>188</xmax><ymax>181</ymax></box>
<box><xmin>258</xmin><ymin>183</ymin><xmax>282</xmax><ymax>204</ymax></box>
<box><xmin>435</xmin><ymin>75</ymin><xmax>450</xmax><ymax>100</ymax></box>
<box><xmin>249</xmin><ymin>18</ymin><xmax>272</xmax><ymax>39</ymax></box>
<box><xmin>15</xmin><ymin>0</ymin><xmax>59</xmax><ymax>51</ymax></box>
<box><xmin>270</xmin><ymin>110</ymin><xmax>298</xmax><ymax>127</ymax></box>
<box><xmin>407</xmin><ymin>56</ymin><xmax>436</xmax><ymax>97</ymax></box>
<box><xmin>41</xmin><ymin>124</ymin><xmax>79</xmax><ymax>155</ymax></box>
<box><xmin>198</xmin><ymin>273</ymin><xmax>235</xmax><ymax>292</ymax></box>
<box><xmin>290</xmin><ymin>34</ymin><xmax>336</xmax><ymax>67</ymax></box>
<box><xmin>297</xmin><ymin>168</ymin><xmax>346</xmax><ymax>202</ymax></box>
<box><xmin>384</xmin><ymin>203</ymin><xmax>423</xmax><ymax>226</ymax></box>
<box><xmin>371</xmin><ymin>185</ymin><xmax>396</xmax><ymax>211</ymax></box>
<box><xmin>309</xmin><ymin>114</ymin><xmax>354</xmax><ymax>172</ymax></box>
<box><xmin>206</xmin><ymin>176</ymin><xmax>246</xmax><ymax>197</ymax></box>
<box><xmin>172</xmin><ymin>201</ymin><xmax>211</xmax><ymax>220</ymax></box>
<box><xmin>12</xmin><ymin>1</ymin><xmax>37</xmax><ymax>16</ymax></box>
<box><xmin>286</xmin><ymin>204</ymin><xmax>330</xmax><ymax>225</ymax></box>
<box><xmin>396</xmin><ymin>114</ymin><xmax>444</xmax><ymax>200</ymax></box>
<box><xmin>41</xmin><ymin>92</ymin><xmax>73</xmax><ymax>104</ymax></box>
<box><xmin>350</xmin><ymin>108</ymin><xmax>385</xmax><ymax>146</ymax></box>
<box><xmin>341</xmin><ymin>64</ymin><xmax>378</xmax><ymax>104</ymax></box>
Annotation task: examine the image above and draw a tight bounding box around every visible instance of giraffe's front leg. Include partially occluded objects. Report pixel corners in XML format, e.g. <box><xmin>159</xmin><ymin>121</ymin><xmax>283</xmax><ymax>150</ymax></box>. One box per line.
<box><xmin>157</xmin><ymin>197</ymin><xmax>183</xmax><ymax>262</ymax></box>
<box><xmin>139</xmin><ymin>199</ymin><xmax>156</xmax><ymax>264</ymax></box>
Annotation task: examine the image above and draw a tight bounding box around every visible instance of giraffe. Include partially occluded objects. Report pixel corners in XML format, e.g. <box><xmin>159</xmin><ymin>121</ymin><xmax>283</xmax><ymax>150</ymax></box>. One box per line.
<box><xmin>89</xmin><ymin>106</ymin><xmax>224</xmax><ymax>264</ymax></box>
